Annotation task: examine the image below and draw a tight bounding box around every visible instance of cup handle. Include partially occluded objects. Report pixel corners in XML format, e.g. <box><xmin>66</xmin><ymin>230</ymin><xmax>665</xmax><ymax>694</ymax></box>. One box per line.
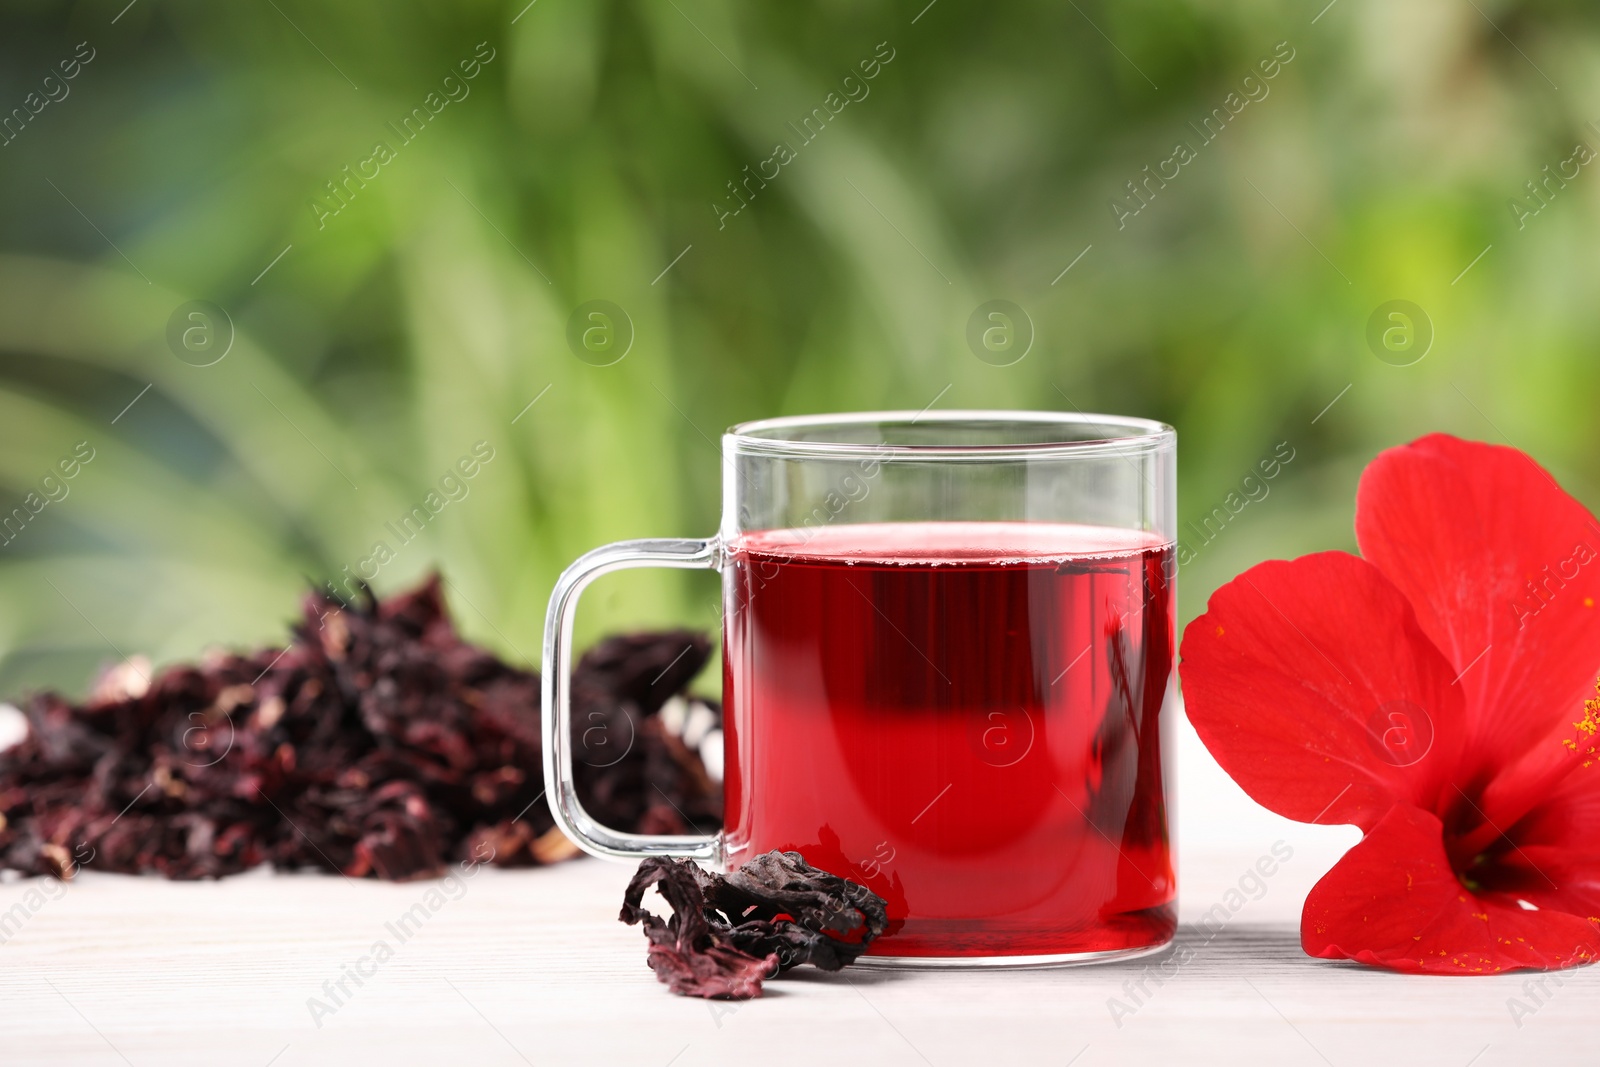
<box><xmin>541</xmin><ymin>537</ymin><xmax>722</xmax><ymax>862</ymax></box>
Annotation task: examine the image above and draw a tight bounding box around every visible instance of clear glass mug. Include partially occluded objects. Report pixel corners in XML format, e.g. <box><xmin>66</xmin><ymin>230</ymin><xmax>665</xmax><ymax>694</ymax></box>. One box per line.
<box><xmin>542</xmin><ymin>411</ymin><xmax>1177</xmax><ymax>965</ymax></box>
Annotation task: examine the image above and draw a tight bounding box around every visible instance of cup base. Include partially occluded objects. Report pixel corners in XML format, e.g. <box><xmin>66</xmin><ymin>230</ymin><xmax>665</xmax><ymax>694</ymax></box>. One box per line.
<box><xmin>852</xmin><ymin>938</ymin><xmax>1173</xmax><ymax>970</ymax></box>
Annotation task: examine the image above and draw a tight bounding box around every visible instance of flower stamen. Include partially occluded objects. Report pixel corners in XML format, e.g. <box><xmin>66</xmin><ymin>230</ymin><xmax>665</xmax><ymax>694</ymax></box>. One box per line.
<box><xmin>1561</xmin><ymin>676</ymin><xmax>1600</xmax><ymax>765</ymax></box>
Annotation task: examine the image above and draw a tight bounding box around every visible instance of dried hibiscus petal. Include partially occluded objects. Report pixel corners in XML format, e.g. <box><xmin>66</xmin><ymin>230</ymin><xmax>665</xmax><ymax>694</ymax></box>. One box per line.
<box><xmin>698</xmin><ymin>850</ymin><xmax>889</xmax><ymax>971</ymax></box>
<box><xmin>620</xmin><ymin>851</ymin><xmax>887</xmax><ymax>999</ymax></box>
<box><xmin>621</xmin><ymin>856</ymin><xmax>775</xmax><ymax>1000</ymax></box>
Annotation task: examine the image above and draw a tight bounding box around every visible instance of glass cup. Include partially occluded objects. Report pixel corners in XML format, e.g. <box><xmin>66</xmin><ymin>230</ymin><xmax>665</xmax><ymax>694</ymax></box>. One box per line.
<box><xmin>542</xmin><ymin>411</ymin><xmax>1177</xmax><ymax>966</ymax></box>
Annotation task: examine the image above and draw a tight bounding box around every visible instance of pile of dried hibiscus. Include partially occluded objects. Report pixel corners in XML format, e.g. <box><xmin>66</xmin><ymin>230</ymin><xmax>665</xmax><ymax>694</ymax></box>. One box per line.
<box><xmin>0</xmin><ymin>575</ymin><xmax>720</xmax><ymax>881</ymax></box>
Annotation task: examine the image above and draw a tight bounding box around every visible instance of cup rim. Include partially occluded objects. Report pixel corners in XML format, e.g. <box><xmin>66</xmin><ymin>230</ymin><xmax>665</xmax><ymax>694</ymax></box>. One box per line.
<box><xmin>724</xmin><ymin>409</ymin><xmax>1175</xmax><ymax>460</ymax></box>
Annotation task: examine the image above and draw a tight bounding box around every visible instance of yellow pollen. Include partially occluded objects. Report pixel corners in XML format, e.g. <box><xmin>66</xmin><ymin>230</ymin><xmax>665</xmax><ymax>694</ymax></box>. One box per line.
<box><xmin>1559</xmin><ymin>676</ymin><xmax>1600</xmax><ymax>765</ymax></box>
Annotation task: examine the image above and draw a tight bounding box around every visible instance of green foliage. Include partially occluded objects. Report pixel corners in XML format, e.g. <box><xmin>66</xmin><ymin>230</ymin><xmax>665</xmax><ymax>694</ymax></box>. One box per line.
<box><xmin>1</xmin><ymin>0</ymin><xmax>1598</xmax><ymax>693</ymax></box>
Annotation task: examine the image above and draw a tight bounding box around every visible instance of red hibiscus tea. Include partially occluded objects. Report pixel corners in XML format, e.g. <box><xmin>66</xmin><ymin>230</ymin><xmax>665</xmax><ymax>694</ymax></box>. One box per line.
<box><xmin>722</xmin><ymin>521</ymin><xmax>1176</xmax><ymax>959</ymax></box>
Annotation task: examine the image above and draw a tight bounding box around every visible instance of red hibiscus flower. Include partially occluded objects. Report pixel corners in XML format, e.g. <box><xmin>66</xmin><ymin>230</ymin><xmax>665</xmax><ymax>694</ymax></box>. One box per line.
<box><xmin>1180</xmin><ymin>433</ymin><xmax>1600</xmax><ymax>974</ymax></box>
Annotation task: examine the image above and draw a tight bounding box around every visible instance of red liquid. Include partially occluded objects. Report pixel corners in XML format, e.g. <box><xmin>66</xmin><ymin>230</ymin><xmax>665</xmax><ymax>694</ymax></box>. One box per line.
<box><xmin>722</xmin><ymin>522</ymin><xmax>1176</xmax><ymax>958</ymax></box>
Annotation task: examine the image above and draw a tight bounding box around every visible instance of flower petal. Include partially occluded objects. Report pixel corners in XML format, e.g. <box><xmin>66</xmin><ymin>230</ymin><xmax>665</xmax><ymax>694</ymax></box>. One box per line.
<box><xmin>1180</xmin><ymin>551</ymin><xmax>1463</xmax><ymax>829</ymax></box>
<box><xmin>1355</xmin><ymin>434</ymin><xmax>1600</xmax><ymax>815</ymax></box>
<box><xmin>1302</xmin><ymin>804</ymin><xmax>1600</xmax><ymax>974</ymax></box>
<box><xmin>1475</xmin><ymin>770</ymin><xmax>1600</xmax><ymax>922</ymax></box>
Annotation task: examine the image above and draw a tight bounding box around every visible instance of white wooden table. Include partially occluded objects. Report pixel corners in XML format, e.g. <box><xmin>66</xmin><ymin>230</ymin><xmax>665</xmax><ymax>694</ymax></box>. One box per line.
<box><xmin>0</xmin><ymin>725</ymin><xmax>1589</xmax><ymax>1065</ymax></box>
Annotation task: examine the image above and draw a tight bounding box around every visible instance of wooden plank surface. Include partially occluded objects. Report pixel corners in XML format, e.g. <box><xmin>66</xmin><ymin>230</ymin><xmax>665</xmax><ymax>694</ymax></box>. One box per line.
<box><xmin>0</xmin><ymin>834</ymin><xmax>1591</xmax><ymax>1065</ymax></box>
<box><xmin>0</xmin><ymin>724</ymin><xmax>1588</xmax><ymax>1065</ymax></box>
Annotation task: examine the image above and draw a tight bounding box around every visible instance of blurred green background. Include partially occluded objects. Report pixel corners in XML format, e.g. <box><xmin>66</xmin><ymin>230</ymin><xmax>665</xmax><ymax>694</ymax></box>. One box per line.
<box><xmin>2</xmin><ymin>0</ymin><xmax>1598</xmax><ymax>696</ymax></box>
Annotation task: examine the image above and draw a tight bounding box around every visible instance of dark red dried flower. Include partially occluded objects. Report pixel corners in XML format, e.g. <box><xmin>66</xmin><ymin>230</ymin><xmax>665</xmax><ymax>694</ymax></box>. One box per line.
<box><xmin>620</xmin><ymin>851</ymin><xmax>888</xmax><ymax>999</ymax></box>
